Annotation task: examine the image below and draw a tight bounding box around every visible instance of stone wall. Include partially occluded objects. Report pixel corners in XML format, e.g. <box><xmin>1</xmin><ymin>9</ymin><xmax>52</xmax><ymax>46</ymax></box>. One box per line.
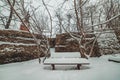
<box><xmin>49</xmin><ymin>38</ymin><xmax>56</xmax><ymax>48</ymax></box>
<box><xmin>55</xmin><ymin>33</ymin><xmax>101</xmax><ymax>57</ymax></box>
<box><xmin>0</xmin><ymin>30</ymin><xmax>44</xmax><ymax>64</ymax></box>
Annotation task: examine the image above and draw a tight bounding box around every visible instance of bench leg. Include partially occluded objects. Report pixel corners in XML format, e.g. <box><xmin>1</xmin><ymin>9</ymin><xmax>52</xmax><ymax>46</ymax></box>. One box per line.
<box><xmin>77</xmin><ymin>64</ymin><xmax>81</xmax><ymax>70</ymax></box>
<box><xmin>51</xmin><ymin>64</ymin><xmax>55</xmax><ymax>70</ymax></box>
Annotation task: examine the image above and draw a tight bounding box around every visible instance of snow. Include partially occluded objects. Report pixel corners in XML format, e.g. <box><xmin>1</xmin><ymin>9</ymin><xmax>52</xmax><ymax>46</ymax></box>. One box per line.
<box><xmin>0</xmin><ymin>48</ymin><xmax>120</xmax><ymax>80</ymax></box>
<box><xmin>15</xmin><ymin>37</ymin><xmax>34</xmax><ymax>40</ymax></box>
<box><xmin>108</xmin><ymin>54</ymin><xmax>120</xmax><ymax>62</ymax></box>
<box><xmin>1</xmin><ymin>47</ymin><xmax>14</xmax><ymax>52</ymax></box>
<box><xmin>97</xmin><ymin>32</ymin><xmax>120</xmax><ymax>48</ymax></box>
<box><xmin>0</xmin><ymin>41</ymin><xmax>36</xmax><ymax>46</ymax></box>
<box><xmin>51</xmin><ymin>52</ymin><xmax>81</xmax><ymax>58</ymax></box>
<box><xmin>55</xmin><ymin>45</ymin><xmax>67</xmax><ymax>47</ymax></box>
<box><xmin>44</xmin><ymin>58</ymin><xmax>89</xmax><ymax>64</ymax></box>
<box><xmin>1</xmin><ymin>47</ymin><xmax>25</xmax><ymax>52</ymax></box>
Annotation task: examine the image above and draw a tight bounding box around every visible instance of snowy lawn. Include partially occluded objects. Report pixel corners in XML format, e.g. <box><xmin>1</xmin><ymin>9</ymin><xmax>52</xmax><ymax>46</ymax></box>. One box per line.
<box><xmin>0</xmin><ymin>49</ymin><xmax>120</xmax><ymax>80</ymax></box>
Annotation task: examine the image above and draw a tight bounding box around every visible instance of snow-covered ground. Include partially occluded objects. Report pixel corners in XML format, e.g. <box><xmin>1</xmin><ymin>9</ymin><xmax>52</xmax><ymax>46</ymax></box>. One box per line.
<box><xmin>0</xmin><ymin>49</ymin><xmax>120</xmax><ymax>80</ymax></box>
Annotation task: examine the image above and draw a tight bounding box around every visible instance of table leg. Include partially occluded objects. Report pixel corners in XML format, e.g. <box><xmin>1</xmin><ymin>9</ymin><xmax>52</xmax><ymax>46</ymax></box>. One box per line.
<box><xmin>77</xmin><ymin>64</ymin><xmax>81</xmax><ymax>70</ymax></box>
<box><xmin>51</xmin><ymin>64</ymin><xmax>55</xmax><ymax>70</ymax></box>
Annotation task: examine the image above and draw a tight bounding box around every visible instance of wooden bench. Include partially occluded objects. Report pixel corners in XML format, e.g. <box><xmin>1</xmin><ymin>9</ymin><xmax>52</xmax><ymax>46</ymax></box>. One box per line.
<box><xmin>44</xmin><ymin>52</ymin><xmax>90</xmax><ymax>70</ymax></box>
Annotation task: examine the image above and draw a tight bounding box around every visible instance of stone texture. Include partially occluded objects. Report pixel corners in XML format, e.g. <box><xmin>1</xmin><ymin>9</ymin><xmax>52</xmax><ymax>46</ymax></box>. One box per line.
<box><xmin>0</xmin><ymin>30</ymin><xmax>45</xmax><ymax>64</ymax></box>
<box><xmin>0</xmin><ymin>44</ymin><xmax>44</xmax><ymax>64</ymax></box>
<box><xmin>0</xmin><ymin>29</ymin><xmax>42</xmax><ymax>39</ymax></box>
<box><xmin>55</xmin><ymin>33</ymin><xmax>101</xmax><ymax>57</ymax></box>
<box><xmin>48</xmin><ymin>38</ymin><xmax>56</xmax><ymax>48</ymax></box>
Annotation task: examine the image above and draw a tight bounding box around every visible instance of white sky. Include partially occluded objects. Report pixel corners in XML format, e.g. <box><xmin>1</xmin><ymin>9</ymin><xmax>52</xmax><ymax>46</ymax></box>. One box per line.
<box><xmin>28</xmin><ymin>0</ymin><xmax>97</xmax><ymax>33</ymax></box>
<box><xmin>0</xmin><ymin>0</ymin><xmax>97</xmax><ymax>30</ymax></box>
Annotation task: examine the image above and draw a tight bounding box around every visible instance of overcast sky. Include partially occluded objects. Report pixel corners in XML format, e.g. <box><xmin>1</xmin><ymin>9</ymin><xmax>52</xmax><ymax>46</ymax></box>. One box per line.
<box><xmin>0</xmin><ymin>0</ymin><xmax>97</xmax><ymax>30</ymax></box>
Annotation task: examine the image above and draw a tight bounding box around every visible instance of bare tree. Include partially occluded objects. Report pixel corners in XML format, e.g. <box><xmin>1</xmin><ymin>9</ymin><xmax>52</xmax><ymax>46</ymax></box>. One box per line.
<box><xmin>5</xmin><ymin>0</ymin><xmax>15</xmax><ymax>29</ymax></box>
<box><xmin>102</xmin><ymin>0</ymin><xmax>120</xmax><ymax>43</ymax></box>
<box><xmin>4</xmin><ymin>0</ymin><xmax>120</xmax><ymax>61</ymax></box>
<box><xmin>0</xmin><ymin>0</ymin><xmax>27</xmax><ymax>29</ymax></box>
<box><xmin>55</xmin><ymin>10</ymin><xmax>63</xmax><ymax>34</ymax></box>
<box><xmin>60</xmin><ymin>0</ymin><xmax>120</xmax><ymax>58</ymax></box>
<box><xmin>6</xmin><ymin>0</ymin><xmax>51</xmax><ymax>63</ymax></box>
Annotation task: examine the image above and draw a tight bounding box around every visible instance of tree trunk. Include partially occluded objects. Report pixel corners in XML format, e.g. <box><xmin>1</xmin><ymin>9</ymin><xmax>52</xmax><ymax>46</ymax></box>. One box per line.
<box><xmin>5</xmin><ymin>0</ymin><xmax>15</xmax><ymax>29</ymax></box>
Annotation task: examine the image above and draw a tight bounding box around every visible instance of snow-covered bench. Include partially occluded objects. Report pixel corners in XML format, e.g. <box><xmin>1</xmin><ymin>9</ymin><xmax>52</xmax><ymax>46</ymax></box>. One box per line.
<box><xmin>108</xmin><ymin>56</ymin><xmax>120</xmax><ymax>63</ymax></box>
<box><xmin>44</xmin><ymin>52</ymin><xmax>90</xmax><ymax>70</ymax></box>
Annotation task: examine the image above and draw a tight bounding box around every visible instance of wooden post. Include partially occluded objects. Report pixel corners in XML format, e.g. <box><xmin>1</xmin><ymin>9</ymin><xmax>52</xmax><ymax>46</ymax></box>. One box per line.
<box><xmin>51</xmin><ymin>64</ymin><xmax>55</xmax><ymax>70</ymax></box>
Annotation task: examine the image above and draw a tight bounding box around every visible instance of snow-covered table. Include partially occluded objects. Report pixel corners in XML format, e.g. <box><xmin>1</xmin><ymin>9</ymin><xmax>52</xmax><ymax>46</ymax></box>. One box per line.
<box><xmin>44</xmin><ymin>53</ymin><xmax>90</xmax><ymax>70</ymax></box>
